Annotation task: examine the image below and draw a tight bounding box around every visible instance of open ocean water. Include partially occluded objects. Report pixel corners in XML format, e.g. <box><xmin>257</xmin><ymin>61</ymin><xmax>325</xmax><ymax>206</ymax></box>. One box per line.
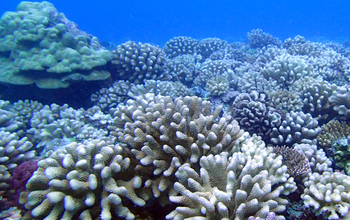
<box><xmin>1</xmin><ymin>0</ymin><xmax>350</xmax><ymax>220</ymax></box>
<box><xmin>2</xmin><ymin>0</ymin><xmax>350</xmax><ymax>44</ymax></box>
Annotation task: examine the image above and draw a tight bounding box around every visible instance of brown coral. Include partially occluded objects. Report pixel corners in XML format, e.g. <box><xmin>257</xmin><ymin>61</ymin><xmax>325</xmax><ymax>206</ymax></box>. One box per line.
<box><xmin>273</xmin><ymin>145</ymin><xmax>310</xmax><ymax>177</ymax></box>
<box><xmin>317</xmin><ymin>120</ymin><xmax>350</xmax><ymax>150</ymax></box>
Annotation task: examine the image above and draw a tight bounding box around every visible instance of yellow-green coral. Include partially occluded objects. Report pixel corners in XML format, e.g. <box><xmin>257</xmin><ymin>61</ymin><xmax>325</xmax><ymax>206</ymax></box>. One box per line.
<box><xmin>0</xmin><ymin>1</ymin><xmax>113</xmax><ymax>89</ymax></box>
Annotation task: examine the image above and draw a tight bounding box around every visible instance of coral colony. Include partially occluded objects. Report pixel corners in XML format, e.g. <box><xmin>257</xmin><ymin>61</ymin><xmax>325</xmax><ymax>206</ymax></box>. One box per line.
<box><xmin>2</xmin><ymin>1</ymin><xmax>350</xmax><ymax>220</ymax></box>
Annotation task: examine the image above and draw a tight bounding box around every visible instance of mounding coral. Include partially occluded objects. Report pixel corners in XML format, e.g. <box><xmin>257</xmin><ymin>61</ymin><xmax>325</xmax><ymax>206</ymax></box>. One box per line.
<box><xmin>3</xmin><ymin>3</ymin><xmax>350</xmax><ymax>218</ymax></box>
<box><xmin>0</xmin><ymin>1</ymin><xmax>113</xmax><ymax>89</ymax></box>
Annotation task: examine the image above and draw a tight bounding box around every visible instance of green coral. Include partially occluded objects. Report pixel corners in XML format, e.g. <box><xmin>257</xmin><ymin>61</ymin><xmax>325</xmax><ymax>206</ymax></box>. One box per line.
<box><xmin>0</xmin><ymin>1</ymin><xmax>113</xmax><ymax>89</ymax></box>
<box><xmin>332</xmin><ymin>137</ymin><xmax>350</xmax><ymax>174</ymax></box>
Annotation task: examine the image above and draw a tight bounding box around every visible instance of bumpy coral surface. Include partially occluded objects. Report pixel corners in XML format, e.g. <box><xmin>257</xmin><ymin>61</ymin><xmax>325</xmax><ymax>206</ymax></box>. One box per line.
<box><xmin>0</xmin><ymin>131</ymin><xmax>35</xmax><ymax>189</ymax></box>
<box><xmin>167</xmin><ymin>135</ymin><xmax>296</xmax><ymax>220</ymax></box>
<box><xmin>20</xmin><ymin>140</ymin><xmax>136</xmax><ymax>220</ymax></box>
<box><xmin>2</xmin><ymin>4</ymin><xmax>350</xmax><ymax>218</ymax></box>
<box><xmin>111</xmin><ymin>41</ymin><xmax>166</xmax><ymax>83</ymax></box>
<box><xmin>108</xmin><ymin>94</ymin><xmax>244</xmax><ymax>201</ymax></box>
<box><xmin>302</xmin><ymin>171</ymin><xmax>350</xmax><ymax>220</ymax></box>
<box><xmin>0</xmin><ymin>1</ymin><xmax>113</xmax><ymax>88</ymax></box>
<box><xmin>163</xmin><ymin>36</ymin><xmax>200</xmax><ymax>58</ymax></box>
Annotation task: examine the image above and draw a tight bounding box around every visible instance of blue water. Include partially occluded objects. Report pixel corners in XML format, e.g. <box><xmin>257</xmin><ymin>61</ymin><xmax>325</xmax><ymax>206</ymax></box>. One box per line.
<box><xmin>2</xmin><ymin>0</ymin><xmax>350</xmax><ymax>46</ymax></box>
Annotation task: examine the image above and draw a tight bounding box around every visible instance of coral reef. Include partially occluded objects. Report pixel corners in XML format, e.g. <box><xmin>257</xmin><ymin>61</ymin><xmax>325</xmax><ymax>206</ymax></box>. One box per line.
<box><xmin>19</xmin><ymin>140</ymin><xmax>137</xmax><ymax>220</ymax></box>
<box><xmin>269</xmin><ymin>111</ymin><xmax>321</xmax><ymax>145</ymax></box>
<box><xmin>127</xmin><ymin>80</ymin><xmax>193</xmax><ymax>99</ymax></box>
<box><xmin>248</xmin><ymin>29</ymin><xmax>282</xmax><ymax>49</ymax></box>
<box><xmin>273</xmin><ymin>146</ymin><xmax>310</xmax><ymax>178</ymax></box>
<box><xmin>231</xmin><ymin>91</ymin><xmax>282</xmax><ymax>140</ymax></box>
<box><xmin>291</xmin><ymin>76</ymin><xmax>337</xmax><ymax>123</ymax></box>
<box><xmin>90</xmin><ymin>80</ymin><xmax>133</xmax><ymax>112</ymax></box>
<box><xmin>302</xmin><ymin>171</ymin><xmax>350</xmax><ymax>220</ymax></box>
<box><xmin>1</xmin><ymin>160</ymin><xmax>38</xmax><ymax>209</ymax></box>
<box><xmin>111</xmin><ymin>41</ymin><xmax>167</xmax><ymax>84</ymax></box>
<box><xmin>1</xmin><ymin>3</ymin><xmax>350</xmax><ymax>218</ymax></box>
<box><xmin>167</xmin><ymin>135</ymin><xmax>296</xmax><ymax>220</ymax></box>
<box><xmin>261</xmin><ymin>54</ymin><xmax>313</xmax><ymax>88</ymax></box>
<box><xmin>0</xmin><ymin>1</ymin><xmax>113</xmax><ymax>88</ymax></box>
<box><xmin>108</xmin><ymin>94</ymin><xmax>244</xmax><ymax>201</ymax></box>
<box><xmin>163</xmin><ymin>36</ymin><xmax>200</xmax><ymax>58</ymax></box>
<box><xmin>198</xmin><ymin>37</ymin><xmax>228</xmax><ymax>59</ymax></box>
<box><xmin>317</xmin><ymin>120</ymin><xmax>350</xmax><ymax>151</ymax></box>
<box><xmin>269</xmin><ymin>89</ymin><xmax>303</xmax><ymax>113</ymax></box>
<box><xmin>329</xmin><ymin>85</ymin><xmax>350</xmax><ymax>119</ymax></box>
<box><xmin>293</xmin><ymin>143</ymin><xmax>332</xmax><ymax>174</ymax></box>
<box><xmin>0</xmin><ymin>131</ymin><xmax>35</xmax><ymax>189</ymax></box>
<box><xmin>165</xmin><ymin>54</ymin><xmax>201</xmax><ymax>85</ymax></box>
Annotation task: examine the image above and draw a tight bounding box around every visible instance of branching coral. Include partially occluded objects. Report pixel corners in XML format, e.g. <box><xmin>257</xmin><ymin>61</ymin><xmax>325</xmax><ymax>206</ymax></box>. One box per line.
<box><xmin>261</xmin><ymin>54</ymin><xmax>313</xmax><ymax>88</ymax></box>
<box><xmin>269</xmin><ymin>89</ymin><xmax>303</xmax><ymax>113</ymax></box>
<box><xmin>0</xmin><ymin>131</ymin><xmax>35</xmax><ymax>189</ymax></box>
<box><xmin>90</xmin><ymin>80</ymin><xmax>133</xmax><ymax>112</ymax></box>
<box><xmin>283</xmin><ymin>36</ymin><xmax>323</xmax><ymax>57</ymax></box>
<box><xmin>317</xmin><ymin>120</ymin><xmax>350</xmax><ymax>174</ymax></box>
<box><xmin>194</xmin><ymin>59</ymin><xmax>235</xmax><ymax>86</ymax></box>
<box><xmin>317</xmin><ymin>120</ymin><xmax>350</xmax><ymax>151</ymax></box>
<box><xmin>329</xmin><ymin>85</ymin><xmax>350</xmax><ymax>119</ymax></box>
<box><xmin>167</xmin><ymin>135</ymin><xmax>296</xmax><ymax>220</ymax></box>
<box><xmin>302</xmin><ymin>171</ymin><xmax>350</xmax><ymax>220</ymax></box>
<box><xmin>111</xmin><ymin>41</ymin><xmax>167</xmax><ymax>84</ymax></box>
<box><xmin>198</xmin><ymin>37</ymin><xmax>228</xmax><ymax>59</ymax></box>
<box><xmin>19</xmin><ymin>140</ymin><xmax>137</xmax><ymax>220</ymax></box>
<box><xmin>163</xmin><ymin>36</ymin><xmax>200</xmax><ymax>59</ymax></box>
<box><xmin>127</xmin><ymin>80</ymin><xmax>193</xmax><ymax>99</ymax></box>
<box><xmin>269</xmin><ymin>111</ymin><xmax>321</xmax><ymax>145</ymax></box>
<box><xmin>293</xmin><ymin>143</ymin><xmax>332</xmax><ymax>174</ymax></box>
<box><xmin>231</xmin><ymin>91</ymin><xmax>282</xmax><ymax>140</ymax></box>
<box><xmin>291</xmin><ymin>76</ymin><xmax>337</xmax><ymax>123</ymax></box>
<box><xmin>108</xmin><ymin>94</ymin><xmax>244</xmax><ymax>201</ymax></box>
<box><xmin>273</xmin><ymin>146</ymin><xmax>310</xmax><ymax>178</ymax></box>
<box><xmin>248</xmin><ymin>29</ymin><xmax>282</xmax><ymax>49</ymax></box>
<box><xmin>165</xmin><ymin>54</ymin><xmax>201</xmax><ymax>84</ymax></box>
